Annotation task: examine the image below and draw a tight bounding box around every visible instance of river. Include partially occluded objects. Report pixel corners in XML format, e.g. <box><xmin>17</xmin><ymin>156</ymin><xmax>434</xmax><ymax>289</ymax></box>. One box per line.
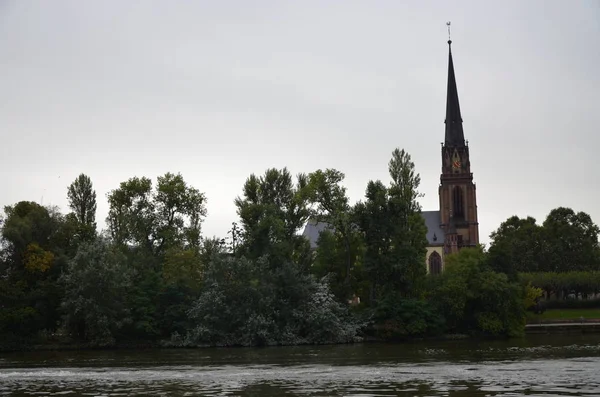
<box><xmin>1</xmin><ymin>334</ymin><xmax>600</xmax><ymax>396</ymax></box>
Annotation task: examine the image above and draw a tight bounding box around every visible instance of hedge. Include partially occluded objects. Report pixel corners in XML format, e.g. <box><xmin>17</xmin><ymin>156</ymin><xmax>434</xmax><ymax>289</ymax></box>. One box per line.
<box><xmin>519</xmin><ymin>271</ymin><xmax>600</xmax><ymax>301</ymax></box>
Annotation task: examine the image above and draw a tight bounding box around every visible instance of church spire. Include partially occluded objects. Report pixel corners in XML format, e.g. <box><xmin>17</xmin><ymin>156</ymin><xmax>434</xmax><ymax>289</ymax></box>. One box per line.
<box><xmin>444</xmin><ymin>37</ymin><xmax>465</xmax><ymax>147</ymax></box>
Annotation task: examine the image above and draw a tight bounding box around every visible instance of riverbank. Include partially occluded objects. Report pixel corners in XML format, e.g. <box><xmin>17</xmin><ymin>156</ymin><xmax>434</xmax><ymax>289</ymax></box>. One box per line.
<box><xmin>0</xmin><ymin>333</ymin><xmax>474</xmax><ymax>353</ymax></box>
<box><xmin>5</xmin><ymin>311</ymin><xmax>600</xmax><ymax>352</ymax></box>
<box><xmin>525</xmin><ymin>308</ymin><xmax>600</xmax><ymax>334</ymax></box>
<box><xmin>526</xmin><ymin>321</ymin><xmax>600</xmax><ymax>334</ymax></box>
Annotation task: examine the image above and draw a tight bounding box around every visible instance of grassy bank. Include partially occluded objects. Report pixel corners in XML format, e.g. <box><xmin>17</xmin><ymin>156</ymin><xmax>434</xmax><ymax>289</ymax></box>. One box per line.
<box><xmin>527</xmin><ymin>308</ymin><xmax>600</xmax><ymax>323</ymax></box>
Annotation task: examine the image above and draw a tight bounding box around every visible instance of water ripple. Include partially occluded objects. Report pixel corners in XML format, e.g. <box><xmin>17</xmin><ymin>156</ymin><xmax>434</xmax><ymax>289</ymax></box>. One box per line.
<box><xmin>2</xmin><ymin>335</ymin><xmax>600</xmax><ymax>396</ymax></box>
<box><xmin>1</xmin><ymin>357</ymin><xmax>600</xmax><ymax>396</ymax></box>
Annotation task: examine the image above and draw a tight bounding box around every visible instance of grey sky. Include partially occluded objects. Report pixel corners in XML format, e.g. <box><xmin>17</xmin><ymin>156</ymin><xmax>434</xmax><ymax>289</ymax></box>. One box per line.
<box><xmin>1</xmin><ymin>0</ymin><xmax>599</xmax><ymax>246</ymax></box>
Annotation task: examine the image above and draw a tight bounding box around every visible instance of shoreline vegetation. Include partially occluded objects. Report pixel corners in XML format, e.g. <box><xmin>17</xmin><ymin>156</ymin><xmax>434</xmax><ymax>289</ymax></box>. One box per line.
<box><xmin>2</xmin><ymin>333</ymin><xmax>476</xmax><ymax>353</ymax></box>
<box><xmin>5</xmin><ymin>317</ymin><xmax>600</xmax><ymax>353</ymax></box>
<box><xmin>2</xmin><ymin>148</ymin><xmax>599</xmax><ymax>352</ymax></box>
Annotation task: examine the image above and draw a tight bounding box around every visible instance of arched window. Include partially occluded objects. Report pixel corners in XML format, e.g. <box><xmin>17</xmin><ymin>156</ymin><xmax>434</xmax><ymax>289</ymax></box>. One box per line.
<box><xmin>453</xmin><ymin>186</ymin><xmax>464</xmax><ymax>219</ymax></box>
<box><xmin>429</xmin><ymin>251</ymin><xmax>442</xmax><ymax>275</ymax></box>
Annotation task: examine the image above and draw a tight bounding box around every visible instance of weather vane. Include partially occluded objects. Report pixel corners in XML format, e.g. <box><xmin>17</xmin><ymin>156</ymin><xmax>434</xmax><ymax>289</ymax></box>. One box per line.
<box><xmin>446</xmin><ymin>21</ymin><xmax>451</xmax><ymax>41</ymax></box>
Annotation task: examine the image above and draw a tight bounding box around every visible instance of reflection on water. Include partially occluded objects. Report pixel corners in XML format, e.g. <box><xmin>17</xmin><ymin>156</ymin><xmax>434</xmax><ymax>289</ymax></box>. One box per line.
<box><xmin>1</xmin><ymin>334</ymin><xmax>600</xmax><ymax>396</ymax></box>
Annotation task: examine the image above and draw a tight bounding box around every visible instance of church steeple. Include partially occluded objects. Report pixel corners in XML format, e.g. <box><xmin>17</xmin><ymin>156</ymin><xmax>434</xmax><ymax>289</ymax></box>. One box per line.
<box><xmin>438</xmin><ymin>28</ymin><xmax>480</xmax><ymax>251</ymax></box>
<box><xmin>444</xmin><ymin>39</ymin><xmax>465</xmax><ymax>147</ymax></box>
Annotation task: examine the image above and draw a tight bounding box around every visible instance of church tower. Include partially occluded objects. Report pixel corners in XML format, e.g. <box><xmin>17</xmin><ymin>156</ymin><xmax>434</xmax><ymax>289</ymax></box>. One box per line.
<box><xmin>439</xmin><ymin>38</ymin><xmax>479</xmax><ymax>254</ymax></box>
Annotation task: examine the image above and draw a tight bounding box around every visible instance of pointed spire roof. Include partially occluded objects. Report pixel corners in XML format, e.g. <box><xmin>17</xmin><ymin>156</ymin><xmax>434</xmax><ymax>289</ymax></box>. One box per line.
<box><xmin>444</xmin><ymin>40</ymin><xmax>465</xmax><ymax>146</ymax></box>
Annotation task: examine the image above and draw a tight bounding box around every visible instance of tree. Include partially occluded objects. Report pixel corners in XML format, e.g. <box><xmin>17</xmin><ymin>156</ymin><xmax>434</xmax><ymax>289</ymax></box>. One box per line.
<box><xmin>60</xmin><ymin>237</ymin><xmax>132</xmax><ymax>345</ymax></box>
<box><xmin>105</xmin><ymin>173</ymin><xmax>207</xmax><ymax>340</ymax></box>
<box><xmin>354</xmin><ymin>148</ymin><xmax>428</xmax><ymax>303</ymax></box>
<box><xmin>307</xmin><ymin>169</ymin><xmax>362</xmax><ymax>300</ymax></box>
<box><xmin>234</xmin><ymin>168</ymin><xmax>312</xmax><ymax>268</ymax></box>
<box><xmin>106</xmin><ymin>172</ymin><xmax>207</xmax><ymax>257</ymax></box>
<box><xmin>0</xmin><ymin>202</ymin><xmax>67</xmax><ymax>337</ymax></box>
<box><xmin>388</xmin><ymin>148</ymin><xmax>423</xmax><ymax>216</ymax></box>
<box><xmin>431</xmin><ymin>247</ymin><xmax>526</xmax><ymax>337</ymax></box>
<box><xmin>311</xmin><ymin>229</ymin><xmax>366</xmax><ymax>303</ymax></box>
<box><xmin>488</xmin><ymin>215</ymin><xmax>546</xmax><ymax>277</ymax></box>
<box><xmin>354</xmin><ymin>180</ymin><xmax>393</xmax><ymax>304</ymax></box>
<box><xmin>2</xmin><ymin>202</ymin><xmax>56</xmax><ymax>265</ymax></box>
<box><xmin>542</xmin><ymin>207</ymin><xmax>600</xmax><ymax>272</ymax></box>
<box><xmin>488</xmin><ymin>208</ymin><xmax>600</xmax><ymax>274</ymax></box>
<box><xmin>67</xmin><ymin>173</ymin><xmax>97</xmax><ymax>240</ymax></box>
<box><xmin>386</xmin><ymin>148</ymin><xmax>428</xmax><ymax>298</ymax></box>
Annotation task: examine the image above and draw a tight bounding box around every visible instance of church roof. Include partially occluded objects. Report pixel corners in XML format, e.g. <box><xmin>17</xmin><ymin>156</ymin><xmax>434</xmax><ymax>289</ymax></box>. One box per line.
<box><xmin>302</xmin><ymin>219</ymin><xmax>333</xmax><ymax>249</ymax></box>
<box><xmin>445</xmin><ymin>40</ymin><xmax>465</xmax><ymax>147</ymax></box>
<box><xmin>302</xmin><ymin>210</ymin><xmax>445</xmax><ymax>249</ymax></box>
<box><xmin>421</xmin><ymin>210</ymin><xmax>445</xmax><ymax>246</ymax></box>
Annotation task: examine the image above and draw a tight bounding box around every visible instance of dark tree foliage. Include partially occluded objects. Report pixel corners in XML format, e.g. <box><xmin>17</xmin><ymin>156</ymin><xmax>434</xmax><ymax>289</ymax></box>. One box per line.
<box><xmin>234</xmin><ymin>168</ymin><xmax>312</xmax><ymax>269</ymax></box>
<box><xmin>488</xmin><ymin>208</ymin><xmax>600</xmax><ymax>275</ymax></box>
<box><xmin>488</xmin><ymin>216</ymin><xmax>546</xmax><ymax>278</ymax></box>
<box><xmin>60</xmin><ymin>237</ymin><xmax>132</xmax><ymax>346</ymax></box>
<box><xmin>67</xmin><ymin>173</ymin><xmax>97</xmax><ymax>241</ymax></box>
<box><xmin>0</xmin><ymin>202</ymin><xmax>68</xmax><ymax>341</ymax></box>
<box><xmin>542</xmin><ymin>207</ymin><xmax>600</xmax><ymax>272</ymax></box>
<box><xmin>353</xmin><ymin>148</ymin><xmax>428</xmax><ymax>304</ymax></box>
<box><xmin>311</xmin><ymin>229</ymin><xmax>366</xmax><ymax>303</ymax></box>
<box><xmin>185</xmin><ymin>255</ymin><xmax>362</xmax><ymax>347</ymax></box>
<box><xmin>106</xmin><ymin>172</ymin><xmax>207</xmax><ymax>257</ymax></box>
<box><xmin>371</xmin><ymin>296</ymin><xmax>445</xmax><ymax>340</ymax></box>
<box><xmin>430</xmin><ymin>247</ymin><xmax>526</xmax><ymax>337</ymax></box>
<box><xmin>4</xmin><ymin>157</ymin><xmax>599</xmax><ymax>351</ymax></box>
<box><xmin>520</xmin><ymin>271</ymin><xmax>600</xmax><ymax>302</ymax></box>
<box><xmin>307</xmin><ymin>168</ymin><xmax>365</xmax><ymax>302</ymax></box>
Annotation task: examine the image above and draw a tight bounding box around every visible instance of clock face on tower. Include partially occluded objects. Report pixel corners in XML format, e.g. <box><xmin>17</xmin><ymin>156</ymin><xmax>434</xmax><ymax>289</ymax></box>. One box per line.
<box><xmin>451</xmin><ymin>150</ymin><xmax>461</xmax><ymax>172</ymax></box>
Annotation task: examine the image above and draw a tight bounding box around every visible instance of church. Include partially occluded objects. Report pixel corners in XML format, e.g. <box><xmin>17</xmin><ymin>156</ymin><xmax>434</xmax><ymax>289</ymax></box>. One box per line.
<box><xmin>302</xmin><ymin>38</ymin><xmax>480</xmax><ymax>275</ymax></box>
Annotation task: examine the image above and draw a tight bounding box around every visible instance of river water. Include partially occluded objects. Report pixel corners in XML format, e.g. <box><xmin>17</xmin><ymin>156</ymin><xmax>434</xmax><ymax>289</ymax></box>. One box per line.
<box><xmin>1</xmin><ymin>334</ymin><xmax>600</xmax><ymax>396</ymax></box>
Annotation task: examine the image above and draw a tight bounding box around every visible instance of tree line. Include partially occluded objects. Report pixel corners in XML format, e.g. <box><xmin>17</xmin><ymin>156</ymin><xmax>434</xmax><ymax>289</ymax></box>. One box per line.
<box><xmin>1</xmin><ymin>148</ymin><xmax>599</xmax><ymax>349</ymax></box>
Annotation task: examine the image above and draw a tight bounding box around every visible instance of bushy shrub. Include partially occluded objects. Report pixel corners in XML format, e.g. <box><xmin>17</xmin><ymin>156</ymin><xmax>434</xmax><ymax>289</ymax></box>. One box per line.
<box><xmin>431</xmin><ymin>247</ymin><xmax>526</xmax><ymax>338</ymax></box>
<box><xmin>371</xmin><ymin>295</ymin><xmax>445</xmax><ymax>340</ymax></box>
<box><xmin>59</xmin><ymin>238</ymin><xmax>132</xmax><ymax>346</ymax></box>
<box><xmin>519</xmin><ymin>271</ymin><xmax>600</xmax><ymax>300</ymax></box>
<box><xmin>185</xmin><ymin>255</ymin><xmax>363</xmax><ymax>347</ymax></box>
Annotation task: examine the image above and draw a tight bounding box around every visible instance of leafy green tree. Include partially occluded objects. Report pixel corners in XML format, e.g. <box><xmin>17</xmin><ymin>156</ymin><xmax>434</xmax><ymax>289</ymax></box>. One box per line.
<box><xmin>2</xmin><ymin>202</ymin><xmax>57</xmax><ymax>265</ymax></box>
<box><xmin>520</xmin><ymin>271</ymin><xmax>600</xmax><ymax>301</ymax></box>
<box><xmin>163</xmin><ymin>247</ymin><xmax>203</xmax><ymax>290</ymax></box>
<box><xmin>0</xmin><ymin>202</ymin><xmax>67</xmax><ymax>337</ymax></box>
<box><xmin>157</xmin><ymin>237</ymin><xmax>228</xmax><ymax>339</ymax></box>
<box><xmin>354</xmin><ymin>148</ymin><xmax>428</xmax><ymax>303</ymax></box>
<box><xmin>354</xmin><ymin>180</ymin><xmax>390</xmax><ymax>304</ymax></box>
<box><xmin>311</xmin><ymin>229</ymin><xmax>366</xmax><ymax>303</ymax></box>
<box><xmin>67</xmin><ymin>173</ymin><xmax>97</xmax><ymax>241</ymax></box>
<box><xmin>106</xmin><ymin>172</ymin><xmax>207</xmax><ymax>257</ymax></box>
<box><xmin>105</xmin><ymin>172</ymin><xmax>207</xmax><ymax>340</ymax></box>
<box><xmin>488</xmin><ymin>208</ymin><xmax>600</xmax><ymax>275</ymax></box>
<box><xmin>60</xmin><ymin>237</ymin><xmax>132</xmax><ymax>345</ymax></box>
<box><xmin>386</xmin><ymin>148</ymin><xmax>428</xmax><ymax>298</ymax></box>
<box><xmin>431</xmin><ymin>247</ymin><xmax>526</xmax><ymax>337</ymax></box>
<box><xmin>542</xmin><ymin>207</ymin><xmax>600</xmax><ymax>272</ymax></box>
<box><xmin>234</xmin><ymin>168</ymin><xmax>312</xmax><ymax>269</ymax></box>
<box><xmin>307</xmin><ymin>169</ymin><xmax>364</xmax><ymax>301</ymax></box>
<box><xmin>387</xmin><ymin>148</ymin><xmax>424</xmax><ymax>215</ymax></box>
<box><xmin>488</xmin><ymin>215</ymin><xmax>547</xmax><ymax>277</ymax></box>
<box><xmin>372</xmin><ymin>296</ymin><xmax>445</xmax><ymax>340</ymax></box>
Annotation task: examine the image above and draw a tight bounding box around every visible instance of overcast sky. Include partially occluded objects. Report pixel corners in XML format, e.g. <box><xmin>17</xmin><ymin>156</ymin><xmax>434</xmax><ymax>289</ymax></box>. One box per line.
<box><xmin>1</xmin><ymin>0</ymin><xmax>599</xmax><ymax>246</ymax></box>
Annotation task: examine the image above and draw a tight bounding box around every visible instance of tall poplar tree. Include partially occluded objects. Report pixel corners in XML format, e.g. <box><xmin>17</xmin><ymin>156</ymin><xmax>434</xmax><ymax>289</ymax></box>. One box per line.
<box><xmin>355</xmin><ymin>148</ymin><xmax>428</xmax><ymax>302</ymax></box>
<box><xmin>67</xmin><ymin>173</ymin><xmax>97</xmax><ymax>240</ymax></box>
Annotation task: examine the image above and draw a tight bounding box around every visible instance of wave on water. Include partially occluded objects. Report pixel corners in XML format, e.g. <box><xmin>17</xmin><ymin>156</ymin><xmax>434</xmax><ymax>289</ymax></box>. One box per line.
<box><xmin>1</xmin><ymin>358</ymin><xmax>600</xmax><ymax>396</ymax></box>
